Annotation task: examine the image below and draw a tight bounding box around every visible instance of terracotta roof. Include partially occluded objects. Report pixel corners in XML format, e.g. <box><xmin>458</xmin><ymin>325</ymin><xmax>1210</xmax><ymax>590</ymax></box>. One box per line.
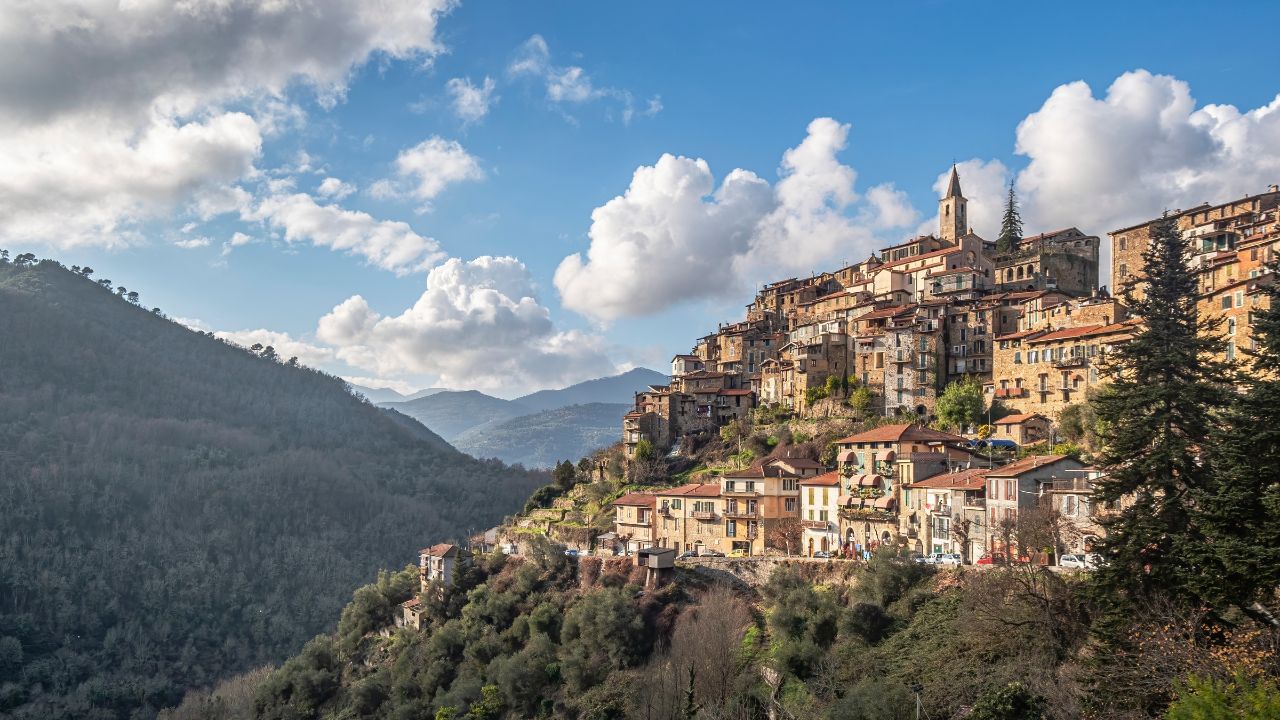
<box><xmin>834</xmin><ymin>423</ymin><xmax>969</xmax><ymax>445</ymax></box>
<box><xmin>718</xmin><ymin>388</ymin><xmax>754</xmax><ymax>396</ymax></box>
<box><xmin>994</xmin><ymin>413</ymin><xmax>1044</xmax><ymax>425</ymax></box>
<box><xmin>1027</xmin><ymin>321</ymin><xmax>1137</xmax><ymax>344</ymax></box>
<box><xmin>770</xmin><ymin>457</ymin><xmax>824</xmax><ymax>469</ymax></box>
<box><xmin>401</xmin><ymin>597</ymin><xmax>423</xmax><ymax>609</ymax></box>
<box><xmin>799</xmin><ymin>470</ymin><xmax>840</xmax><ymax>487</ymax></box>
<box><xmin>420</xmin><ymin>543</ymin><xmax>458</xmax><ymax>558</ymax></box>
<box><xmin>994</xmin><ymin>329</ymin><xmax>1043</xmax><ymax>341</ymax></box>
<box><xmin>657</xmin><ymin>483</ymin><xmax>721</xmax><ymax>498</ymax></box>
<box><xmin>877</xmin><ymin>245</ymin><xmax>962</xmax><ymax>270</ymax></box>
<box><xmin>911</xmin><ymin>468</ymin><xmax>989</xmax><ymax>489</ymax></box>
<box><xmin>723</xmin><ymin>466</ymin><xmax>766</xmax><ymax>478</ymax></box>
<box><xmin>986</xmin><ymin>454</ymin><xmax>1071</xmax><ymax>477</ymax></box>
<box><xmin>858</xmin><ymin>305</ymin><xmax>909</xmax><ymax>321</ymax></box>
<box><xmin>612</xmin><ymin>492</ymin><xmax>657</xmax><ymax>507</ymax></box>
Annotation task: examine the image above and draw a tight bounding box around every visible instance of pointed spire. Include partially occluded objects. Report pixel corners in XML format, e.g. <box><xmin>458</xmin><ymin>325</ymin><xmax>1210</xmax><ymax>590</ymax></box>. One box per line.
<box><xmin>945</xmin><ymin>164</ymin><xmax>963</xmax><ymax>199</ymax></box>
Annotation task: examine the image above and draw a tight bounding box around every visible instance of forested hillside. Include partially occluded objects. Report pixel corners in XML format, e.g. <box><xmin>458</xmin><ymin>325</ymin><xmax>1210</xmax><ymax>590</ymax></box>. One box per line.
<box><xmin>382</xmin><ymin>391</ymin><xmax>531</xmax><ymax>441</ymax></box>
<box><xmin>0</xmin><ymin>259</ymin><xmax>547</xmax><ymax>720</ymax></box>
<box><xmin>453</xmin><ymin>403</ymin><xmax>630</xmax><ymax>468</ymax></box>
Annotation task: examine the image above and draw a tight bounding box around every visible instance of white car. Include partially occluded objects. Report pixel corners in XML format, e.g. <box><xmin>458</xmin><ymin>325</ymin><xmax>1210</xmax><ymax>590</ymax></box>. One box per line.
<box><xmin>930</xmin><ymin>552</ymin><xmax>962</xmax><ymax>566</ymax></box>
<box><xmin>1059</xmin><ymin>553</ymin><xmax>1101</xmax><ymax>569</ymax></box>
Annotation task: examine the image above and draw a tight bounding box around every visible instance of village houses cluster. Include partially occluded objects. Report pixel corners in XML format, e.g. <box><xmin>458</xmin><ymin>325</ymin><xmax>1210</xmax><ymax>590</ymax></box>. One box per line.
<box><xmin>613</xmin><ymin>168</ymin><xmax>1280</xmax><ymax>561</ymax></box>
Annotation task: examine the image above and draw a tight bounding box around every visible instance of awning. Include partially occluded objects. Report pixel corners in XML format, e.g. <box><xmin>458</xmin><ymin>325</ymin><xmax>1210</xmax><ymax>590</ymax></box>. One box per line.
<box><xmin>837</xmin><ymin>449</ymin><xmax>857</xmax><ymax>462</ymax></box>
<box><xmin>873</xmin><ymin>496</ymin><xmax>897</xmax><ymax>509</ymax></box>
<box><xmin>855</xmin><ymin>474</ymin><xmax>883</xmax><ymax>487</ymax></box>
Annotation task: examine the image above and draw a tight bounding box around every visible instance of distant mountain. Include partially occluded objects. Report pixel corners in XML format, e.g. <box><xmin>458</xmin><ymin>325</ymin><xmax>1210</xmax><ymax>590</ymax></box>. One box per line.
<box><xmin>347</xmin><ymin>383</ymin><xmax>448</xmax><ymax>404</ymax></box>
<box><xmin>377</xmin><ymin>368</ymin><xmax>666</xmax><ymax>465</ymax></box>
<box><xmin>453</xmin><ymin>402</ymin><xmax>630</xmax><ymax>468</ymax></box>
<box><xmin>513</xmin><ymin>367</ymin><xmax>668</xmax><ymax>412</ymax></box>
<box><xmin>382</xmin><ymin>390</ymin><xmax>532</xmax><ymax>441</ymax></box>
<box><xmin>0</xmin><ymin>258</ymin><xmax>546</xmax><ymax>720</ymax></box>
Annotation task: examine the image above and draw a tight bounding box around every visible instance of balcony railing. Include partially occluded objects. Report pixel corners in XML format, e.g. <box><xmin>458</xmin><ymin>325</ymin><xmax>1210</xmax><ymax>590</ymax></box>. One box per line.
<box><xmin>1054</xmin><ymin>355</ymin><xmax>1087</xmax><ymax>368</ymax></box>
<box><xmin>724</xmin><ymin>507</ymin><xmax>761</xmax><ymax>519</ymax></box>
<box><xmin>1050</xmin><ymin>479</ymin><xmax>1094</xmax><ymax>492</ymax></box>
<box><xmin>800</xmin><ymin>519</ymin><xmax>830</xmax><ymax>530</ymax></box>
<box><xmin>839</xmin><ymin>507</ymin><xmax>896</xmax><ymax>522</ymax></box>
<box><xmin>722</xmin><ymin>489</ymin><xmax>761</xmax><ymax>498</ymax></box>
<box><xmin>964</xmin><ymin>496</ymin><xmax>986</xmax><ymax>509</ymax></box>
<box><xmin>932</xmin><ymin>505</ymin><xmax>952</xmax><ymax>517</ymax></box>
<box><xmin>994</xmin><ymin>388</ymin><xmax>1028</xmax><ymax>399</ymax></box>
<box><xmin>690</xmin><ymin>510</ymin><xmax>719</xmax><ymax>520</ymax></box>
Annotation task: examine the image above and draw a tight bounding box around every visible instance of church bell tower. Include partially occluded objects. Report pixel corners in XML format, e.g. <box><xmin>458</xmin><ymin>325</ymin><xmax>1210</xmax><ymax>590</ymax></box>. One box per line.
<box><xmin>939</xmin><ymin>164</ymin><xmax>967</xmax><ymax>241</ymax></box>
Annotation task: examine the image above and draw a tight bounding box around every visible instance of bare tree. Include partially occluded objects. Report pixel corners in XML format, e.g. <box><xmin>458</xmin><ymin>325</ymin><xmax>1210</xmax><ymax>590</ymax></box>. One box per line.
<box><xmin>766</xmin><ymin>517</ymin><xmax>804</xmax><ymax>557</ymax></box>
<box><xmin>950</xmin><ymin>517</ymin><xmax>975</xmax><ymax>564</ymax></box>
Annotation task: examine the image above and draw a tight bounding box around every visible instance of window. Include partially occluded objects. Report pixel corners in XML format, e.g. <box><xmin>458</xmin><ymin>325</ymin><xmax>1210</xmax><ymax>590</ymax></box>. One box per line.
<box><xmin>1005</xmin><ymin>480</ymin><xmax>1016</xmax><ymax>500</ymax></box>
<box><xmin>1014</xmin><ymin>351</ymin><xmax>1022</xmax><ymax>364</ymax></box>
<box><xmin>1119</xmin><ymin>238</ymin><xmax>1127</xmax><ymax>251</ymax></box>
<box><xmin>1063</xmin><ymin>495</ymin><xmax>1078</xmax><ymax>516</ymax></box>
<box><xmin>1222</xmin><ymin>296</ymin><xmax>1232</xmax><ymax>310</ymax></box>
<box><xmin>785</xmin><ymin>498</ymin><xmax>797</xmax><ymax>512</ymax></box>
<box><xmin>726</xmin><ymin>520</ymin><xmax>737</xmax><ymax>537</ymax></box>
<box><xmin>989</xmin><ymin>479</ymin><xmax>998</xmax><ymax>499</ymax></box>
<box><xmin>1228</xmin><ymin>318</ymin><xmax>1236</xmax><ymax>336</ymax></box>
<box><xmin>1119</xmin><ymin>264</ymin><xmax>1128</xmax><ymax>278</ymax></box>
<box><xmin>807</xmin><ymin>487</ymin><xmax>815</xmax><ymax>505</ymax></box>
<box><xmin>1236</xmin><ymin>291</ymin><xmax>1244</xmax><ymax>308</ymax></box>
<box><xmin>782</xmin><ymin>479</ymin><xmax>797</xmax><ymax>492</ymax></box>
<box><xmin>671</xmin><ymin>499</ymin><xmax>682</xmax><ymax>510</ymax></box>
<box><xmin>725</xmin><ymin>481</ymin><xmax>736</xmax><ymax>492</ymax></box>
<box><xmin>1227</xmin><ymin>341</ymin><xmax>1236</xmax><ymax>362</ymax></box>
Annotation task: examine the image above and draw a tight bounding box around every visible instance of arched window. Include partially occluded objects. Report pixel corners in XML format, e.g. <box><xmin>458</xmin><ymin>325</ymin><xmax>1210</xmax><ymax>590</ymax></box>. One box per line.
<box><xmin>1017</xmin><ymin>267</ymin><xmax>1025</xmax><ymax>279</ymax></box>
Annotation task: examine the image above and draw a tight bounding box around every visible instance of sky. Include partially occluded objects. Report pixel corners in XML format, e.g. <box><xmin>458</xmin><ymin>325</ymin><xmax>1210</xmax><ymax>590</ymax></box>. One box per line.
<box><xmin>4</xmin><ymin>1</ymin><xmax>1280</xmax><ymax>398</ymax></box>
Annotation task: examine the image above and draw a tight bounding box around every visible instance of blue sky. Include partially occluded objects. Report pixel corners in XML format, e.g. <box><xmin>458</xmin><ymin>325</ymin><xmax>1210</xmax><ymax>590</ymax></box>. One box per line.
<box><xmin>4</xmin><ymin>1</ymin><xmax>1280</xmax><ymax>396</ymax></box>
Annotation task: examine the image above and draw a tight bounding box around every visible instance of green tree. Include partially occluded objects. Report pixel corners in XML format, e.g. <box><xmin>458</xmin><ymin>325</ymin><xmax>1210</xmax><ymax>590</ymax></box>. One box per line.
<box><xmin>553</xmin><ymin>459</ymin><xmax>576</xmax><ymax>489</ymax></box>
<box><xmin>1166</xmin><ymin>674</ymin><xmax>1280</xmax><ymax>720</ymax></box>
<box><xmin>1192</xmin><ymin>261</ymin><xmax>1280</xmax><ymax>618</ymax></box>
<box><xmin>848</xmin><ymin>385</ymin><xmax>873</xmax><ymax>418</ymax></box>
<box><xmin>994</xmin><ymin>183</ymin><xmax>1023</xmax><ymax>256</ymax></box>
<box><xmin>633</xmin><ymin>438</ymin><xmax>654</xmax><ymax>462</ymax></box>
<box><xmin>1091</xmin><ymin>214</ymin><xmax>1229</xmax><ymax>605</ymax></box>
<box><xmin>935</xmin><ymin>377</ymin><xmax>984</xmax><ymax>432</ymax></box>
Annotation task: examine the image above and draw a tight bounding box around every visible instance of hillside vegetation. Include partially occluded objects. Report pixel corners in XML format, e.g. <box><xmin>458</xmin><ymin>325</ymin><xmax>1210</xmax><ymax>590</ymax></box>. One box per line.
<box><xmin>0</xmin><ymin>259</ymin><xmax>547</xmax><ymax>720</ymax></box>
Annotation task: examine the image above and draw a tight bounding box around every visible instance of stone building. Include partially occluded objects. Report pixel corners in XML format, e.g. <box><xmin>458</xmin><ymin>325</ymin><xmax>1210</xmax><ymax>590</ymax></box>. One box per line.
<box><xmin>653</xmin><ymin>483</ymin><xmax>723</xmax><ymax>556</ymax></box>
<box><xmin>719</xmin><ymin>457</ymin><xmax>820</xmax><ymax>556</ymax></box>
<box><xmin>993</xmin><ymin>227</ymin><xmax>1100</xmax><ymax>297</ymax></box>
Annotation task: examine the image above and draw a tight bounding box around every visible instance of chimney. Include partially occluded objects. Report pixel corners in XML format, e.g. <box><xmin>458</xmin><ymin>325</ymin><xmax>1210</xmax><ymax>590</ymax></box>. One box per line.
<box><xmin>1269</xmin><ymin>184</ymin><xmax>1278</xmax><ymax>194</ymax></box>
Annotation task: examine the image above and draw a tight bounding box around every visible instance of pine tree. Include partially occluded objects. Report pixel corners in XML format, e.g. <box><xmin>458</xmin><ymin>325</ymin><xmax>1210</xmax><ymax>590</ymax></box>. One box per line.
<box><xmin>994</xmin><ymin>183</ymin><xmax>1023</xmax><ymax>256</ymax></box>
<box><xmin>1090</xmin><ymin>214</ymin><xmax>1229</xmax><ymax>605</ymax></box>
<box><xmin>1192</xmin><ymin>264</ymin><xmax>1280</xmax><ymax>621</ymax></box>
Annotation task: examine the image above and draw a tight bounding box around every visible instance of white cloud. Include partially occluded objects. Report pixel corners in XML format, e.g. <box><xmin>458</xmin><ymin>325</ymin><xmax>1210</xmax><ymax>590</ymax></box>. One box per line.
<box><xmin>508</xmin><ymin>35</ymin><xmax>658</xmax><ymax>124</ymax></box>
<box><xmin>0</xmin><ymin>0</ymin><xmax>453</xmax><ymax>248</ymax></box>
<box><xmin>317</xmin><ymin>177</ymin><xmax>356</xmax><ymax>199</ymax></box>
<box><xmin>392</xmin><ymin>137</ymin><xmax>484</xmax><ymax>205</ymax></box>
<box><xmin>446</xmin><ymin>76</ymin><xmax>497</xmax><ymax>123</ymax></box>
<box><xmin>315</xmin><ymin>256</ymin><xmax>616</xmax><ymax>392</ymax></box>
<box><xmin>555</xmin><ymin>117</ymin><xmax>879</xmax><ymax>322</ymax></box>
<box><xmin>862</xmin><ymin>183</ymin><xmax>920</xmax><ymax>230</ymax></box>
<box><xmin>1014</xmin><ymin>69</ymin><xmax>1280</xmax><ymax>238</ymax></box>
<box><xmin>214</xmin><ymin>328</ymin><xmax>335</xmax><ymax>368</ymax></box>
<box><xmin>174</xmin><ymin>236</ymin><xmax>211</xmax><ymax>249</ymax></box>
<box><xmin>246</xmin><ymin>193</ymin><xmax>445</xmax><ymax>273</ymax></box>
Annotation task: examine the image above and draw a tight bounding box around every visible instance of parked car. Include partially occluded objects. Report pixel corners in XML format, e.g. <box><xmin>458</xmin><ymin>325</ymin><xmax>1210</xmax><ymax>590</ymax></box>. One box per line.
<box><xmin>976</xmin><ymin>553</ymin><xmax>996</xmax><ymax>565</ymax></box>
<box><xmin>563</xmin><ymin>548</ymin><xmax>580</xmax><ymax>558</ymax></box>
<box><xmin>812</xmin><ymin>550</ymin><xmax>832</xmax><ymax>559</ymax></box>
<box><xmin>930</xmin><ymin>552</ymin><xmax>962</xmax><ymax>566</ymax></box>
<box><xmin>677</xmin><ymin>551</ymin><xmax>699</xmax><ymax>560</ymax></box>
<box><xmin>1059</xmin><ymin>553</ymin><xmax>1088</xmax><ymax>569</ymax></box>
<box><xmin>701</xmin><ymin>550</ymin><xmax>725</xmax><ymax>557</ymax></box>
<box><xmin>912</xmin><ymin>553</ymin><xmax>933</xmax><ymax>564</ymax></box>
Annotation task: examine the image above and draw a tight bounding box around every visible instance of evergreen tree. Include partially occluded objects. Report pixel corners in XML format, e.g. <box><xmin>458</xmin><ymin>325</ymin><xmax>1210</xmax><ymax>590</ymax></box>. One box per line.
<box><xmin>1192</xmin><ymin>263</ymin><xmax>1280</xmax><ymax>620</ymax></box>
<box><xmin>1090</xmin><ymin>214</ymin><xmax>1229</xmax><ymax>605</ymax></box>
<box><xmin>994</xmin><ymin>183</ymin><xmax>1023</xmax><ymax>256</ymax></box>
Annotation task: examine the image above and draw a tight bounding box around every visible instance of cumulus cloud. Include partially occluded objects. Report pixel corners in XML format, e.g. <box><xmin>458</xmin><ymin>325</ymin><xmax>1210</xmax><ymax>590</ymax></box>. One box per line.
<box><xmin>314</xmin><ymin>256</ymin><xmax>616</xmax><ymax>392</ymax></box>
<box><xmin>861</xmin><ymin>183</ymin><xmax>920</xmax><ymax>230</ymax></box>
<box><xmin>316</xmin><ymin>177</ymin><xmax>356</xmax><ymax>200</ymax></box>
<box><xmin>446</xmin><ymin>76</ymin><xmax>498</xmax><ymax>123</ymax></box>
<box><xmin>246</xmin><ymin>193</ymin><xmax>445</xmax><ymax>273</ymax></box>
<box><xmin>555</xmin><ymin>118</ymin><xmax>881</xmax><ymax>322</ymax></box>
<box><xmin>174</xmin><ymin>236</ymin><xmax>211</xmax><ymax>249</ymax></box>
<box><xmin>508</xmin><ymin>34</ymin><xmax>659</xmax><ymax>124</ymax></box>
<box><xmin>1014</xmin><ymin>69</ymin><xmax>1280</xmax><ymax>237</ymax></box>
<box><xmin>392</xmin><ymin>137</ymin><xmax>485</xmax><ymax>205</ymax></box>
<box><xmin>0</xmin><ymin>0</ymin><xmax>453</xmax><ymax>248</ymax></box>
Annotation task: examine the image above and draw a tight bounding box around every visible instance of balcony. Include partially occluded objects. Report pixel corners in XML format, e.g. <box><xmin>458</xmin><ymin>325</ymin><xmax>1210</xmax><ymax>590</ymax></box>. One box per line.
<box><xmin>724</xmin><ymin>507</ymin><xmax>761</xmax><ymax>519</ymax></box>
<box><xmin>994</xmin><ymin>388</ymin><xmax>1028</xmax><ymax>399</ymax></box>
<box><xmin>906</xmin><ymin>527</ymin><xmax>919</xmax><ymax>540</ymax></box>
<box><xmin>658</xmin><ymin>506</ymin><xmax>671</xmax><ymax>516</ymax></box>
<box><xmin>932</xmin><ymin>505</ymin><xmax>952</xmax><ymax>517</ymax></box>
<box><xmin>964</xmin><ymin>496</ymin><xmax>986</xmax><ymax>509</ymax></box>
<box><xmin>690</xmin><ymin>510</ymin><xmax>719</xmax><ymax>520</ymax></box>
<box><xmin>839</xmin><ymin>507</ymin><xmax>896</xmax><ymax>522</ymax></box>
<box><xmin>722</xmin><ymin>489</ymin><xmax>762</xmax><ymax>498</ymax></box>
<box><xmin>1050</xmin><ymin>479</ymin><xmax>1094</xmax><ymax>492</ymax></box>
<box><xmin>1053</xmin><ymin>355</ymin><xmax>1087</xmax><ymax>368</ymax></box>
<box><xmin>801</xmin><ymin>519</ymin><xmax>830</xmax><ymax>530</ymax></box>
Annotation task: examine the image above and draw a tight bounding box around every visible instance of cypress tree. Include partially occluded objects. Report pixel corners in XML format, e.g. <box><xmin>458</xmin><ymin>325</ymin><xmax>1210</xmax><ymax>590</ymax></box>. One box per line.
<box><xmin>1090</xmin><ymin>214</ymin><xmax>1229</xmax><ymax>605</ymax></box>
<box><xmin>994</xmin><ymin>184</ymin><xmax>1023</xmax><ymax>256</ymax></box>
<box><xmin>1192</xmin><ymin>264</ymin><xmax>1280</xmax><ymax>621</ymax></box>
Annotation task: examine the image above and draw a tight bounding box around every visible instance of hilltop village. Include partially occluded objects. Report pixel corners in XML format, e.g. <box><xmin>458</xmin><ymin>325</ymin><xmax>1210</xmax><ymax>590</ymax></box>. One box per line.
<box><xmin>601</xmin><ymin>168</ymin><xmax>1278</xmax><ymax>560</ymax></box>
